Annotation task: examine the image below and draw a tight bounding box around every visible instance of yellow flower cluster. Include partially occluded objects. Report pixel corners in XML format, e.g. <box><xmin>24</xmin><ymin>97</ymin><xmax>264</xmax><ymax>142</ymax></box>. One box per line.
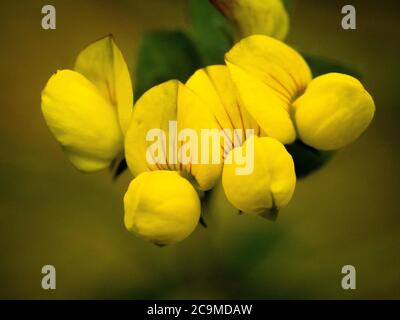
<box><xmin>41</xmin><ymin>2</ymin><xmax>375</xmax><ymax>246</ymax></box>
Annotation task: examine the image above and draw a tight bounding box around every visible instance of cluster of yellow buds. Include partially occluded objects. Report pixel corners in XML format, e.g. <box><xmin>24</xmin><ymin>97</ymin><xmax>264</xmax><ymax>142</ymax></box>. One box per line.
<box><xmin>41</xmin><ymin>0</ymin><xmax>375</xmax><ymax>246</ymax></box>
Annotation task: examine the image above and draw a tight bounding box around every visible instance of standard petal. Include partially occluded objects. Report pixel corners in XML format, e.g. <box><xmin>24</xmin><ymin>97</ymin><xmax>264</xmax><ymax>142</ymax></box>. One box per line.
<box><xmin>125</xmin><ymin>80</ymin><xmax>179</xmax><ymax>176</ymax></box>
<box><xmin>226</xmin><ymin>35</ymin><xmax>312</xmax><ymax>104</ymax></box>
<box><xmin>41</xmin><ymin>70</ymin><xmax>124</xmax><ymax>172</ymax></box>
<box><xmin>227</xmin><ymin>62</ymin><xmax>297</xmax><ymax>144</ymax></box>
<box><xmin>293</xmin><ymin>73</ymin><xmax>375</xmax><ymax>150</ymax></box>
<box><xmin>75</xmin><ymin>35</ymin><xmax>133</xmax><ymax>135</ymax></box>
<box><xmin>211</xmin><ymin>0</ymin><xmax>289</xmax><ymax>40</ymax></box>
<box><xmin>222</xmin><ymin>136</ymin><xmax>296</xmax><ymax>217</ymax></box>
<box><xmin>186</xmin><ymin>65</ymin><xmax>259</xmax><ymax>149</ymax></box>
<box><xmin>177</xmin><ymin>81</ymin><xmax>223</xmax><ymax>190</ymax></box>
<box><xmin>125</xmin><ymin>80</ymin><xmax>222</xmax><ymax>190</ymax></box>
<box><xmin>225</xmin><ymin>35</ymin><xmax>312</xmax><ymax>144</ymax></box>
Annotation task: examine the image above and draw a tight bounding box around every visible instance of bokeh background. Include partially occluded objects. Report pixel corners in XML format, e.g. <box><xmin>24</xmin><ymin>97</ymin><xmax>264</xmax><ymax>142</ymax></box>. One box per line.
<box><xmin>0</xmin><ymin>0</ymin><xmax>399</xmax><ymax>299</ymax></box>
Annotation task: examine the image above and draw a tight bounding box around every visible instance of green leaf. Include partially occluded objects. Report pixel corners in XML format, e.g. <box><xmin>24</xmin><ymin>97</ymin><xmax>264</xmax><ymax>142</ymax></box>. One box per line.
<box><xmin>304</xmin><ymin>54</ymin><xmax>362</xmax><ymax>79</ymax></box>
<box><xmin>285</xmin><ymin>141</ymin><xmax>334</xmax><ymax>178</ymax></box>
<box><xmin>188</xmin><ymin>0</ymin><xmax>234</xmax><ymax>65</ymax></box>
<box><xmin>134</xmin><ymin>30</ymin><xmax>202</xmax><ymax>99</ymax></box>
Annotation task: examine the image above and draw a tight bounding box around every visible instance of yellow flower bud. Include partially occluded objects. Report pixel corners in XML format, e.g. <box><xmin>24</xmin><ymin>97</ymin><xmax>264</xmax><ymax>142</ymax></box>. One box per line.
<box><xmin>124</xmin><ymin>171</ymin><xmax>201</xmax><ymax>246</ymax></box>
<box><xmin>211</xmin><ymin>0</ymin><xmax>289</xmax><ymax>40</ymax></box>
<box><xmin>222</xmin><ymin>136</ymin><xmax>296</xmax><ymax>219</ymax></box>
<box><xmin>293</xmin><ymin>73</ymin><xmax>375</xmax><ymax>150</ymax></box>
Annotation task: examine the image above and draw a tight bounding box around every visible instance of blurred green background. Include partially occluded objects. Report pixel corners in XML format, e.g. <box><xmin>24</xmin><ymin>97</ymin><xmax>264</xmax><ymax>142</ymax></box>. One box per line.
<box><xmin>0</xmin><ymin>0</ymin><xmax>399</xmax><ymax>299</ymax></box>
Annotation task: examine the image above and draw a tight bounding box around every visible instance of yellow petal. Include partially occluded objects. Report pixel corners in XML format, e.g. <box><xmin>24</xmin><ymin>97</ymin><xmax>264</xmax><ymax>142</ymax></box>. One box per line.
<box><xmin>211</xmin><ymin>0</ymin><xmax>289</xmax><ymax>40</ymax></box>
<box><xmin>227</xmin><ymin>62</ymin><xmax>296</xmax><ymax>144</ymax></box>
<box><xmin>186</xmin><ymin>65</ymin><xmax>260</xmax><ymax>148</ymax></box>
<box><xmin>41</xmin><ymin>70</ymin><xmax>123</xmax><ymax>172</ymax></box>
<box><xmin>125</xmin><ymin>80</ymin><xmax>222</xmax><ymax>190</ymax></box>
<box><xmin>125</xmin><ymin>80</ymin><xmax>178</xmax><ymax>175</ymax></box>
<box><xmin>226</xmin><ymin>35</ymin><xmax>312</xmax><ymax>103</ymax></box>
<box><xmin>124</xmin><ymin>171</ymin><xmax>201</xmax><ymax>246</ymax></box>
<box><xmin>225</xmin><ymin>35</ymin><xmax>312</xmax><ymax>144</ymax></box>
<box><xmin>222</xmin><ymin>136</ymin><xmax>296</xmax><ymax>217</ymax></box>
<box><xmin>293</xmin><ymin>73</ymin><xmax>375</xmax><ymax>150</ymax></box>
<box><xmin>177</xmin><ymin>81</ymin><xmax>223</xmax><ymax>190</ymax></box>
<box><xmin>75</xmin><ymin>35</ymin><xmax>133</xmax><ymax>135</ymax></box>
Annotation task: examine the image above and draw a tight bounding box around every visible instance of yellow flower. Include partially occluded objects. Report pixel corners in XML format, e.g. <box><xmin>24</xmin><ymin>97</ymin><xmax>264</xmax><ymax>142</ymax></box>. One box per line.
<box><xmin>124</xmin><ymin>80</ymin><xmax>223</xmax><ymax>244</ymax></box>
<box><xmin>222</xmin><ymin>135</ymin><xmax>296</xmax><ymax>218</ymax></box>
<box><xmin>41</xmin><ymin>35</ymin><xmax>133</xmax><ymax>172</ymax></box>
<box><xmin>225</xmin><ymin>35</ymin><xmax>375</xmax><ymax>150</ymax></box>
<box><xmin>293</xmin><ymin>73</ymin><xmax>375</xmax><ymax>150</ymax></box>
<box><xmin>186</xmin><ymin>64</ymin><xmax>296</xmax><ymax>218</ymax></box>
<box><xmin>124</xmin><ymin>170</ymin><xmax>201</xmax><ymax>246</ymax></box>
<box><xmin>210</xmin><ymin>0</ymin><xmax>289</xmax><ymax>41</ymax></box>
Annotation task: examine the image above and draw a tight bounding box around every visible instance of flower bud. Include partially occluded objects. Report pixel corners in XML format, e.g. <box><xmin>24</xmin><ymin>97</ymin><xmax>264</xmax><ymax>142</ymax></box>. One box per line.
<box><xmin>293</xmin><ymin>73</ymin><xmax>375</xmax><ymax>150</ymax></box>
<box><xmin>124</xmin><ymin>171</ymin><xmax>201</xmax><ymax>245</ymax></box>
<box><xmin>222</xmin><ymin>136</ymin><xmax>296</xmax><ymax>219</ymax></box>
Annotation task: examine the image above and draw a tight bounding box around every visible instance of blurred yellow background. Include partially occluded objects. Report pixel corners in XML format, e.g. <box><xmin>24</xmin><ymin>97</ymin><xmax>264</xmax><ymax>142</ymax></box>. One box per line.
<box><xmin>0</xmin><ymin>0</ymin><xmax>399</xmax><ymax>299</ymax></box>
